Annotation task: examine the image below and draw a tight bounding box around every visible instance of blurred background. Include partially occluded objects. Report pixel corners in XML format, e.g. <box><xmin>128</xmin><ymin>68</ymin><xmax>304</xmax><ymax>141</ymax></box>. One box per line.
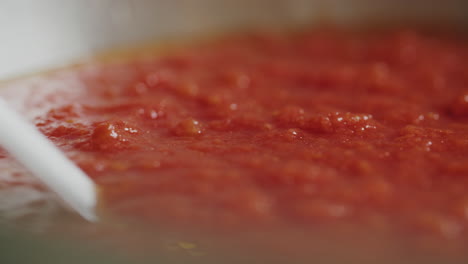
<box><xmin>1</xmin><ymin>0</ymin><xmax>467</xmax><ymax>79</ymax></box>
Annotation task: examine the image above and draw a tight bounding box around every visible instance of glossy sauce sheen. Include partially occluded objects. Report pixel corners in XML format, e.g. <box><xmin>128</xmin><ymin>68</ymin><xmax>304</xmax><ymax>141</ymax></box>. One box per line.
<box><xmin>3</xmin><ymin>29</ymin><xmax>468</xmax><ymax>242</ymax></box>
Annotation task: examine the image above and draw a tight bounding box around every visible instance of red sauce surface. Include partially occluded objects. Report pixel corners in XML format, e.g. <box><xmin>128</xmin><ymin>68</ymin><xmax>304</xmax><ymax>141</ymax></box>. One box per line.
<box><xmin>2</xmin><ymin>29</ymin><xmax>468</xmax><ymax>244</ymax></box>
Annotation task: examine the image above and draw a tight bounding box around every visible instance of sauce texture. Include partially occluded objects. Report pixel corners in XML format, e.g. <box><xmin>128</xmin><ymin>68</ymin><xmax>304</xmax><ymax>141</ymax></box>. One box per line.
<box><xmin>1</xmin><ymin>29</ymin><xmax>468</xmax><ymax>245</ymax></box>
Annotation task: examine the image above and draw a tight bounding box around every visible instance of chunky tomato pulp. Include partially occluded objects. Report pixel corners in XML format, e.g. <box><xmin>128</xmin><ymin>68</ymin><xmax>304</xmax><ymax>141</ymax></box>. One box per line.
<box><xmin>2</xmin><ymin>29</ymin><xmax>468</xmax><ymax>242</ymax></box>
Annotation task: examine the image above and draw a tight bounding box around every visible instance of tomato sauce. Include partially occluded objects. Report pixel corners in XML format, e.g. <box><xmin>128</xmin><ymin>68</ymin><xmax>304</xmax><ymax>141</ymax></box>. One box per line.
<box><xmin>1</xmin><ymin>29</ymin><xmax>468</xmax><ymax>249</ymax></box>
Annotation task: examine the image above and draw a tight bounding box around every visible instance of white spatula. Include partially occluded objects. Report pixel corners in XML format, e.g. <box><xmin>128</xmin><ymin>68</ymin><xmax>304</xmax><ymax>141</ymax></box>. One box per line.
<box><xmin>0</xmin><ymin>98</ymin><xmax>97</xmax><ymax>221</ymax></box>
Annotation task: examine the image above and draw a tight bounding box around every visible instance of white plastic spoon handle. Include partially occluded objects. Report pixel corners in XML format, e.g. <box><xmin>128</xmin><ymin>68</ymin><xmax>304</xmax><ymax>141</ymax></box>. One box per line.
<box><xmin>0</xmin><ymin>98</ymin><xmax>97</xmax><ymax>221</ymax></box>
